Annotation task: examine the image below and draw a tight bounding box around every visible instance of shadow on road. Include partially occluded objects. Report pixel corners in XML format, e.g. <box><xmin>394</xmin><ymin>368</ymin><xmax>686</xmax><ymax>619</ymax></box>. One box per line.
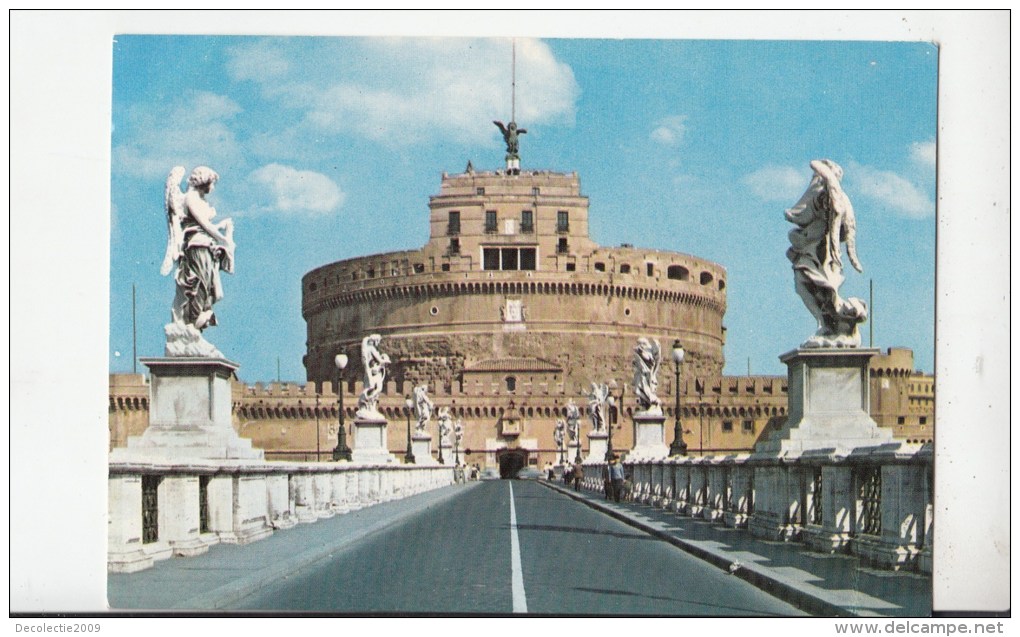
<box><xmin>508</xmin><ymin>522</ymin><xmax>658</xmax><ymax>542</ymax></box>
<box><xmin>572</xmin><ymin>586</ymin><xmax>792</xmax><ymax>617</ymax></box>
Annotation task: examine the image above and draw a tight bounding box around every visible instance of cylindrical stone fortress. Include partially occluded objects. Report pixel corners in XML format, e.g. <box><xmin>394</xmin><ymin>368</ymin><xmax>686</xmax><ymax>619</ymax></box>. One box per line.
<box><xmin>302</xmin><ymin>169</ymin><xmax>727</xmax><ymax>392</ymax></box>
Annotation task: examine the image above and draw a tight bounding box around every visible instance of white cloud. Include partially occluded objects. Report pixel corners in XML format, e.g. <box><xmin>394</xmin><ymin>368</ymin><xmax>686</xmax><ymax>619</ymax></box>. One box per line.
<box><xmin>226</xmin><ymin>40</ymin><xmax>290</xmax><ymax>82</ymax></box>
<box><xmin>650</xmin><ymin>115</ymin><xmax>687</xmax><ymax>146</ymax></box>
<box><xmin>847</xmin><ymin>162</ymin><xmax>934</xmax><ymax>219</ymax></box>
<box><xmin>112</xmin><ymin>90</ymin><xmax>244</xmax><ymax>180</ymax></box>
<box><xmin>248</xmin><ymin>163</ymin><xmax>344</xmax><ymax>215</ymax></box>
<box><xmin>260</xmin><ymin>38</ymin><xmax>578</xmax><ymax>147</ymax></box>
<box><xmin>909</xmin><ymin>140</ymin><xmax>936</xmax><ymax>169</ymax></box>
<box><xmin>742</xmin><ymin>165</ymin><xmax>808</xmax><ymax>202</ymax></box>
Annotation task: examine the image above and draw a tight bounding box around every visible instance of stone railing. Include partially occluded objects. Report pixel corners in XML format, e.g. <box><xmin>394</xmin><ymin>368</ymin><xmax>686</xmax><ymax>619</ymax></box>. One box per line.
<box><xmin>581</xmin><ymin>442</ymin><xmax>933</xmax><ymax>573</ymax></box>
<box><xmin>108</xmin><ymin>460</ymin><xmax>456</xmax><ymax>573</ymax></box>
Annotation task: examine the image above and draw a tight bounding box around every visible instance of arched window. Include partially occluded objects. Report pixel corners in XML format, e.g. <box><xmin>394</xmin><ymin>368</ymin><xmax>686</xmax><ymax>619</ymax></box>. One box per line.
<box><xmin>700</xmin><ymin>271</ymin><xmax>714</xmax><ymax>285</ymax></box>
<box><xmin>667</xmin><ymin>265</ymin><xmax>689</xmax><ymax>281</ymax></box>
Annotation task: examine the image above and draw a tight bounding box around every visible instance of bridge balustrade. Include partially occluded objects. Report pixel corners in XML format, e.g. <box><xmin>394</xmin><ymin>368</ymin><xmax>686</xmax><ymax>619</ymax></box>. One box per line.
<box><xmin>108</xmin><ymin>461</ymin><xmax>456</xmax><ymax>573</ymax></box>
<box><xmin>577</xmin><ymin>442</ymin><xmax>931</xmax><ymax>573</ymax></box>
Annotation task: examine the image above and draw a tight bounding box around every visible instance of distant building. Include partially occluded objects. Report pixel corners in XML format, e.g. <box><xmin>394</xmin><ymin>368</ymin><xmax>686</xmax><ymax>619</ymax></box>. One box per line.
<box><xmin>869</xmin><ymin>347</ymin><xmax>935</xmax><ymax>444</ymax></box>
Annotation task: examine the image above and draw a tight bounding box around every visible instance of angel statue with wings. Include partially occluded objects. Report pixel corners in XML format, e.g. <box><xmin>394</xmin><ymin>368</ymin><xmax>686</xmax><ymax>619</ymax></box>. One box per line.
<box><xmin>162</xmin><ymin>166</ymin><xmax>235</xmax><ymax>338</ymax></box>
<box><xmin>565</xmin><ymin>399</ymin><xmax>580</xmax><ymax>443</ymax></box>
<box><xmin>785</xmin><ymin>159</ymin><xmax>867</xmax><ymax>348</ymax></box>
<box><xmin>356</xmin><ymin>334</ymin><xmax>390</xmax><ymax>419</ymax></box>
<box><xmin>493</xmin><ymin>120</ymin><xmax>527</xmax><ymax>159</ymax></box>
<box><xmin>413</xmin><ymin>384</ymin><xmax>434</xmax><ymax>434</ymax></box>
<box><xmin>633</xmin><ymin>338</ymin><xmax>662</xmax><ymax>414</ymax></box>
<box><xmin>437</xmin><ymin>406</ymin><xmax>452</xmax><ymax>445</ymax></box>
<box><xmin>582</xmin><ymin>382</ymin><xmax>609</xmax><ymax>432</ymax></box>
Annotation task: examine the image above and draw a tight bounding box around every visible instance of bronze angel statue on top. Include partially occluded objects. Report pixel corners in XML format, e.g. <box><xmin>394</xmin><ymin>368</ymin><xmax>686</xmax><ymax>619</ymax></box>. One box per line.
<box><xmin>161</xmin><ymin>166</ymin><xmax>235</xmax><ymax>356</ymax></box>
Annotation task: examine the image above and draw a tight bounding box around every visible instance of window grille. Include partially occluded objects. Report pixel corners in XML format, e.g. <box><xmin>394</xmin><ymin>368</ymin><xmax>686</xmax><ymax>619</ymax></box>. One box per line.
<box><xmin>142</xmin><ymin>475</ymin><xmax>161</xmax><ymax>544</ymax></box>
<box><xmin>857</xmin><ymin>467</ymin><xmax>882</xmax><ymax>536</ymax></box>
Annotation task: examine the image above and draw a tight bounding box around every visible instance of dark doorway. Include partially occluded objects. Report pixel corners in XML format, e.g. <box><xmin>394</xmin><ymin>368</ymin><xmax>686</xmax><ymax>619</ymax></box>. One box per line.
<box><xmin>496</xmin><ymin>449</ymin><xmax>529</xmax><ymax>479</ymax></box>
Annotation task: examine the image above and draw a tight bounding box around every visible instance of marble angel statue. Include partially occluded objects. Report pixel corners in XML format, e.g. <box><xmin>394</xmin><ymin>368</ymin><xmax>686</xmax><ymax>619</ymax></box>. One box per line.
<box><xmin>583</xmin><ymin>382</ymin><xmax>609</xmax><ymax>432</ymax></box>
<box><xmin>437</xmin><ymin>406</ymin><xmax>452</xmax><ymax>445</ymax></box>
<box><xmin>162</xmin><ymin>166</ymin><xmax>234</xmax><ymax>331</ymax></box>
<box><xmin>356</xmin><ymin>334</ymin><xmax>390</xmax><ymax>419</ymax></box>
<box><xmin>632</xmin><ymin>337</ymin><xmax>663</xmax><ymax>414</ymax></box>
<box><xmin>414</xmin><ymin>384</ymin><xmax>434</xmax><ymax>434</ymax></box>
<box><xmin>785</xmin><ymin>159</ymin><xmax>867</xmax><ymax>348</ymax></box>
<box><xmin>565</xmin><ymin>399</ymin><xmax>580</xmax><ymax>443</ymax></box>
<box><xmin>160</xmin><ymin>166</ymin><xmax>235</xmax><ymax>356</ymax></box>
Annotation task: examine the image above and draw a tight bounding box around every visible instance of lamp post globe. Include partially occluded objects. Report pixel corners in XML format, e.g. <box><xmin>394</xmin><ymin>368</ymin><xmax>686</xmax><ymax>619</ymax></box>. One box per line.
<box><xmin>332</xmin><ymin>353</ymin><xmax>353</xmax><ymax>461</ymax></box>
<box><xmin>669</xmin><ymin>339</ymin><xmax>688</xmax><ymax>456</ymax></box>
<box><xmin>404</xmin><ymin>396</ymin><xmax>415</xmax><ymax>463</ymax></box>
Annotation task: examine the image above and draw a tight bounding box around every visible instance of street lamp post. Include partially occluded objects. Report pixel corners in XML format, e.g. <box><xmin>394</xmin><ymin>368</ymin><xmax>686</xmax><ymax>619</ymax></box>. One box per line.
<box><xmin>332</xmin><ymin>354</ymin><xmax>352</xmax><ymax>461</ymax></box>
<box><xmin>554</xmin><ymin>420</ymin><xmax>565</xmax><ymax>465</ymax></box>
<box><xmin>605</xmin><ymin>393</ymin><xmax>615</xmax><ymax>461</ymax></box>
<box><xmin>315</xmin><ymin>392</ymin><xmax>321</xmax><ymax>462</ymax></box>
<box><xmin>437</xmin><ymin>413</ymin><xmax>445</xmax><ymax>465</ymax></box>
<box><xmin>669</xmin><ymin>339</ymin><xmax>688</xmax><ymax>456</ymax></box>
<box><xmin>404</xmin><ymin>395</ymin><xmax>415</xmax><ymax>464</ymax></box>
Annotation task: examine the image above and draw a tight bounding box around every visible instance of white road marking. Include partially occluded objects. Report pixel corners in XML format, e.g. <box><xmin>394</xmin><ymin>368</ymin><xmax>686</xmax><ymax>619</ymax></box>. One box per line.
<box><xmin>509</xmin><ymin>481</ymin><xmax>528</xmax><ymax>613</ymax></box>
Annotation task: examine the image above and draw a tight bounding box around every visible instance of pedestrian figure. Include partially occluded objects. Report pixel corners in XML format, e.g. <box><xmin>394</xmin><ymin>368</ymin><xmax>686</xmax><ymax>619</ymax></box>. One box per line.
<box><xmin>608</xmin><ymin>455</ymin><xmax>626</xmax><ymax>503</ymax></box>
<box><xmin>572</xmin><ymin>459</ymin><xmax>584</xmax><ymax>491</ymax></box>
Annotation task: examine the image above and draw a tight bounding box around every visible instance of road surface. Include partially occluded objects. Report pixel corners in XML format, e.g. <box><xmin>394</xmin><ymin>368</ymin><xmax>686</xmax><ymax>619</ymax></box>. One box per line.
<box><xmin>235</xmin><ymin>480</ymin><xmax>805</xmax><ymax>615</ymax></box>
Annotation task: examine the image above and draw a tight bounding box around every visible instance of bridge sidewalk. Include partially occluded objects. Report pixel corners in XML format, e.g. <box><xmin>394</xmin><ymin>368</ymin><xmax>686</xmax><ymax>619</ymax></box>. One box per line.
<box><xmin>108</xmin><ymin>482</ymin><xmax>482</xmax><ymax>611</ymax></box>
<box><xmin>544</xmin><ymin>481</ymin><xmax>931</xmax><ymax>617</ymax></box>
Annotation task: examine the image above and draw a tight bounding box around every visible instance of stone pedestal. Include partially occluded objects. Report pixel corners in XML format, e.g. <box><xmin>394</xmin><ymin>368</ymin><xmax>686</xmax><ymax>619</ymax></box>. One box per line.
<box><xmin>628</xmin><ymin>411</ymin><xmax>670</xmax><ymax>460</ymax></box>
<box><xmin>585</xmin><ymin>431</ymin><xmax>608</xmax><ymax>463</ymax></box>
<box><xmin>112</xmin><ymin>357</ymin><xmax>263</xmax><ymax>461</ymax></box>
<box><xmin>756</xmin><ymin>348</ymin><xmax>893</xmax><ymax>454</ymax></box>
<box><xmin>411</xmin><ymin>433</ymin><xmax>438</xmax><ymax>465</ymax></box>
<box><xmin>351</xmin><ymin>416</ymin><xmax>396</xmax><ymax>464</ymax></box>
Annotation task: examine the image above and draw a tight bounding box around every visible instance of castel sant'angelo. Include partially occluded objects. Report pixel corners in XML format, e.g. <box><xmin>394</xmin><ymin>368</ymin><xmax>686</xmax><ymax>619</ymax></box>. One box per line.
<box><xmin>109</xmin><ymin>121</ymin><xmax>934</xmax><ymax>474</ymax></box>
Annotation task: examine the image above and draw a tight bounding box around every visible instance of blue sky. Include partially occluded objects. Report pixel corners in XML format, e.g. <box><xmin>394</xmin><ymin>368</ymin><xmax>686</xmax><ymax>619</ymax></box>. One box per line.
<box><xmin>110</xmin><ymin>36</ymin><xmax>937</xmax><ymax>382</ymax></box>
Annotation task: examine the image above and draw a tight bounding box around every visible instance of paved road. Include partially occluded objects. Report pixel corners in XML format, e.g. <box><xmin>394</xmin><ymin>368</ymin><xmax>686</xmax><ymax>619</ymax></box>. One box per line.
<box><xmin>235</xmin><ymin>480</ymin><xmax>805</xmax><ymax>615</ymax></box>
